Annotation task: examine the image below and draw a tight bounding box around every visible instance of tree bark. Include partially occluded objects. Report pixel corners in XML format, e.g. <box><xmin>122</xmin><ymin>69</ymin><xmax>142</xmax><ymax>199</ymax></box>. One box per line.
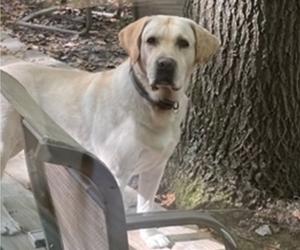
<box><xmin>163</xmin><ymin>0</ymin><xmax>300</xmax><ymax>209</ymax></box>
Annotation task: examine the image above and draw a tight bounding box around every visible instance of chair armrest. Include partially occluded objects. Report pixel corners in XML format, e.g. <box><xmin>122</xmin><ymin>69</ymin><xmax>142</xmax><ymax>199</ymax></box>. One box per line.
<box><xmin>126</xmin><ymin>210</ymin><xmax>238</xmax><ymax>250</ymax></box>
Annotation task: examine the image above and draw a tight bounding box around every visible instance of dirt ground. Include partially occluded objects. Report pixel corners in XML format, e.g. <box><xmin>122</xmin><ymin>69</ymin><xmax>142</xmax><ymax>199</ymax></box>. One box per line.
<box><xmin>1</xmin><ymin>0</ymin><xmax>131</xmax><ymax>72</ymax></box>
<box><xmin>1</xmin><ymin>1</ymin><xmax>300</xmax><ymax>249</ymax></box>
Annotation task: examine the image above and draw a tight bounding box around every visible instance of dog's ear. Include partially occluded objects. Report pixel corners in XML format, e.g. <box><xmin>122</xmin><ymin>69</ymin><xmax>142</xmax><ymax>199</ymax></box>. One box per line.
<box><xmin>189</xmin><ymin>20</ymin><xmax>220</xmax><ymax>65</ymax></box>
<box><xmin>119</xmin><ymin>16</ymin><xmax>150</xmax><ymax>63</ymax></box>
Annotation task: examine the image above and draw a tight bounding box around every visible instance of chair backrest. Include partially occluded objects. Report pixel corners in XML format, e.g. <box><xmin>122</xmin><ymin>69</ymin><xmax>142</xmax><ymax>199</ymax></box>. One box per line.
<box><xmin>1</xmin><ymin>69</ymin><xmax>129</xmax><ymax>250</ymax></box>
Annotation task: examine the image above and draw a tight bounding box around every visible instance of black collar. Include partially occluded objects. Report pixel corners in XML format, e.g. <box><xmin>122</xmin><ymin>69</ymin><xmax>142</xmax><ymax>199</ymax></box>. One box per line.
<box><xmin>130</xmin><ymin>67</ymin><xmax>179</xmax><ymax>111</ymax></box>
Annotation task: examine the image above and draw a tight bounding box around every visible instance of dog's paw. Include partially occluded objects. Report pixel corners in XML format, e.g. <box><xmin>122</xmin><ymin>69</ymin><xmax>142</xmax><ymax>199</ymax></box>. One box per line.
<box><xmin>1</xmin><ymin>218</ymin><xmax>21</xmax><ymax>235</ymax></box>
<box><xmin>140</xmin><ymin>228</ymin><xmax>170</xmax><ymax>249</ymax></box>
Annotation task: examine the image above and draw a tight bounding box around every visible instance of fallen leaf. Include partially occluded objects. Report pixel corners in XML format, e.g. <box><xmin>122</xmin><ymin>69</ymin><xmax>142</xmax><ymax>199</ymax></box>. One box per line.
<box><xmin>255</xmin><ymin>224</ymin><xmax>272</xmax><ymax>236</ymax></box>
<box><xmin>263</xmin><ymin>243</ymin><xmax>280</xmax><ymax>250</ymax></box>
<box><xmin>292</xmin><ymin>209</ymin><xmax>300</xmax><ymax>220</ymax></box>
<box><xmin>160</xmin><ymin>193</ymin><xmax>176</xmax><ymax>207</ymax></box>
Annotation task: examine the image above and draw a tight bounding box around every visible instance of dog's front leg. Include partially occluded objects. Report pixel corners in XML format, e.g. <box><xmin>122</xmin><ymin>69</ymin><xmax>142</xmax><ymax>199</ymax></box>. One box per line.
<box><xmin>112</xmin><ymin>173</ymin><xmax>133</xmax><ymax>212</ymax></box>
<box><xmin>137</xmin><ymin>162</ymin><xmax>171</xmax><ymax>249</ymax></box>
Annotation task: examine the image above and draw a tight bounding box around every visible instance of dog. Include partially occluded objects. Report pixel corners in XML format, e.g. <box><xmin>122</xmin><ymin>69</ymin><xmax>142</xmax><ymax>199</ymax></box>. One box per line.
<box><xmin>1</xmin><ymin>15</ymin><xmax>219</xmax><ymax>248</ymax></box>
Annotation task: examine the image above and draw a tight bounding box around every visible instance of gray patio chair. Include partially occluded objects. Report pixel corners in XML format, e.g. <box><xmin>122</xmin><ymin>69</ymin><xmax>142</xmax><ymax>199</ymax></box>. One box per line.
<box><xmin>0</xmin><ymin>69</ymin><xmax>238</xmax><ymax>250</ymax></box>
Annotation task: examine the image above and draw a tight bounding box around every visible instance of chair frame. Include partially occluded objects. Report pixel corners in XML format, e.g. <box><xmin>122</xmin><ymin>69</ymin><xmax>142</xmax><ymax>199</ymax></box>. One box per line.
<box><xmin>17</xmin><ymin>6</ymin><xmax>92</xmax><ymax>35</ymax></box>
<box><xmin>1</xmin><ymin>69</ymin><xmax>238</xmax><ymax>250</ymax></box>
<box><xmin>17</xmin><ymin>1</ymin><xmax>123</xmax><ymax>35</ymax></box>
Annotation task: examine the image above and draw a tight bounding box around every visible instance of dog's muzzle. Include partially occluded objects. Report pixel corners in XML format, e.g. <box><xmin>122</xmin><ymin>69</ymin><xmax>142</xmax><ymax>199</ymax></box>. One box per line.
<box><xmin>153</xmin><ymin>57</ymin><xmax>178</xmax><ymax>90</ymax></box>
<box><xmin>130</xmin><ymin>67</ymin><xmax>180</xmax><ymax>111</ymax></box>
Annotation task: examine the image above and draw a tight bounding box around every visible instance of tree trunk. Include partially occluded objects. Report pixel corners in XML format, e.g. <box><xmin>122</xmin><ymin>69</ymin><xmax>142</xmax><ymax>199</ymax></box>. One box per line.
<box><xmin>163</xmin><ymin>0</ymin><xmax>300</xmax><ymax>209</ymax></box>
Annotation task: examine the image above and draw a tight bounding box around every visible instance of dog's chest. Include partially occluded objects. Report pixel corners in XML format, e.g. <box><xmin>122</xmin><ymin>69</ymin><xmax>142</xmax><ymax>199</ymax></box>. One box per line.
<box><xmin>94</xmin><ymin>117</ymin><xmax>180</xmax><ymax>175</ymax></box>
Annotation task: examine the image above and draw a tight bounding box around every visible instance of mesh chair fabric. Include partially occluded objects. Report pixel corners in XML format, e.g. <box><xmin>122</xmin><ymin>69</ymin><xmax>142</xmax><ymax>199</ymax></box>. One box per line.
<box><xmin>44</xmin><ymin>163</ymin><xmax>109</xmax><ymax>250</ymax></box>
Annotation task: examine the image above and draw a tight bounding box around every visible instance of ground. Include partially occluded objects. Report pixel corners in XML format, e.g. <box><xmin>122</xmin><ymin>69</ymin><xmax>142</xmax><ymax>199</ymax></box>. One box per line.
<box><xmin>1</xmin><ymin>0</ymin><xmax>131</xmax><ymax>72</ymax></box>
<box><xmin>1</xmin><ymin>1</ymin><xmax>300</xmax><ymax>249</ymax></box>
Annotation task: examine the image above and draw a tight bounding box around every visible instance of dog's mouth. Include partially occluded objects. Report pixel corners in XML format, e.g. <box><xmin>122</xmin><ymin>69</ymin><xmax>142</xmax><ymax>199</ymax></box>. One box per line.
<box><xmin>151</xmin><ymin>80</ymin><xmax>181</xmax><ymax>91</ymax></box>
<box><xmin>130</xmin><ymin>67</ymin><xmax>180</xmax><ymax>111</ymax></box>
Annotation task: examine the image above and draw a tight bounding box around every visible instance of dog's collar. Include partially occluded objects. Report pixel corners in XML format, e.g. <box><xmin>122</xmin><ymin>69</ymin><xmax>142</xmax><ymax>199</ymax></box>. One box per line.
<box><xmin>130</xmin><ymin>67</ymin><xmax>179</xmax><ymax>111</ymax></box>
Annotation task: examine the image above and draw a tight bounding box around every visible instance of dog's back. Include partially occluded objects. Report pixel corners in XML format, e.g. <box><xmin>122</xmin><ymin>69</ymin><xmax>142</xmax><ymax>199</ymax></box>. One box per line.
<box><xmin>1</xmin><ymin>62</ymin><xmax>100</xmax><ymax>155</ymax></box>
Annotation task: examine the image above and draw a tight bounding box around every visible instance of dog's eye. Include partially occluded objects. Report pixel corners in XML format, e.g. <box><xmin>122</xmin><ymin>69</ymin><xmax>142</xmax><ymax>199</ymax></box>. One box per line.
<box><xmin>177</xmin><ymin>39</ymin><xmax>189</xmax><ymax>48</ymax></box>
<box><xmin>147</xmin><ymin>37</ymin><xmax>157</xmax><ymax>46</ymax></box>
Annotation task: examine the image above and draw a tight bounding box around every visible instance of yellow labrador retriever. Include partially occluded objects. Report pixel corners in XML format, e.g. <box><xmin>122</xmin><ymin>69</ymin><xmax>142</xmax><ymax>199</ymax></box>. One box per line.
<box><xmin>1</xmin><ymin>15</ymin><xmax>219</xmax><ymax>248</ymax></box>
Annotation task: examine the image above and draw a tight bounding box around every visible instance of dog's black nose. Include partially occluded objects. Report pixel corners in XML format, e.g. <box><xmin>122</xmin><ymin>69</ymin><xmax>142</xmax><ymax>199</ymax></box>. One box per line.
<box><xmin>154</xmin><ymin>57</ymin><xmax>176</xmax><ymax>88</ymax></box>
<box><xmin>156</xmin><ymin>57</ymin><xmax>176</xmax><ymax>71</ymax></box>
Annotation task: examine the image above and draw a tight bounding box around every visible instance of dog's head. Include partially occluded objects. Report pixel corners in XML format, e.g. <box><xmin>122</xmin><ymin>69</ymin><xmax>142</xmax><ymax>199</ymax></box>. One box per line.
<box><xmin>119</xmin><ymin>15</ymin><xmax>220</xmax><ymax>100</ymax></box>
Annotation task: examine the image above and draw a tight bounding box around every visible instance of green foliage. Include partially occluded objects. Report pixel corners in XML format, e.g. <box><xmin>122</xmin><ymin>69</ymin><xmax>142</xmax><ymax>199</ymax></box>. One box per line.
<box><xmin>172</xmin><ymin>177</ymin><xmax>232</xmax><ymax>209</ymax></box>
